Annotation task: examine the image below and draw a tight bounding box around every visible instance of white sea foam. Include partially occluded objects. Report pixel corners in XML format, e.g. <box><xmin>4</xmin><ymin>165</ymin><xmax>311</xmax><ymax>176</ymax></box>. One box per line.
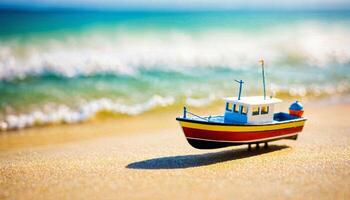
<box><xmin>0</xmin><ymin>95</ymin><xmax>174</xmax><ymax>131</ymax></box>
<box><xmin>185</xmin><ymin>94</ymin><xmax>217</xmax><ymax>107</ymax></box>
<box><xmin>1</xmin><ymin>82</ymin><xmax>349</xmax><ymax>131</ymax></box>
<box><xmin>0</xmin><ymin>22</ymin><xmax>350</xmax><ymax>80</ymax></box>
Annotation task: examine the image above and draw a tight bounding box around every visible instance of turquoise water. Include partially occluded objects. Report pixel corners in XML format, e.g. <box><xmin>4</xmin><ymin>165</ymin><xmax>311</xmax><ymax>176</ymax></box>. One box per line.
<box><xmin>0</xmin><ymin>10</ymin><xmax>350</xmax><ymax>130</ymax></box>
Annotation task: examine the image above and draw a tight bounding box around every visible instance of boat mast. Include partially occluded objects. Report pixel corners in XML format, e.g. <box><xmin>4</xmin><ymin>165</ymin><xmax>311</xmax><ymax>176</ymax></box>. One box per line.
<box><xmin>259</xmin><ymin>59</ymin><xmax>266</xmax><ymax>100</ymax></box>
<box><xmin>235</xmin><ymin>79</ymin><xmax>244</xmax><ymax>100</ymax></box>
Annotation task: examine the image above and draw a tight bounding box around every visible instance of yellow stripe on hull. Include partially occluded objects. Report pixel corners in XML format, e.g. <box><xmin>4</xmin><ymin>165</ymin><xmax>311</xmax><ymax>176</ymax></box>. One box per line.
<box><xmin>179</xmin><ymin>120</ymin><xmax>305</xmax><ymax>132</ymax></box>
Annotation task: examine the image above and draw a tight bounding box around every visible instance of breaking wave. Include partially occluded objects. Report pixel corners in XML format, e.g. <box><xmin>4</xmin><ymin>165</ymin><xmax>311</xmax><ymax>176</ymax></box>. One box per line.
<box><xmin>1</xmin><ymin>22</ymin><xmax>350</xmax><ymax>80</ymax></box>
<box><xmin>0</xmin><ymin>95</ymin><xmax>174</xmax><ymax>131</ymax></box>
<box><xmin>1</xmin><ymin>17</ymin><xmax>350</xmax><ymax>131</ymax></box>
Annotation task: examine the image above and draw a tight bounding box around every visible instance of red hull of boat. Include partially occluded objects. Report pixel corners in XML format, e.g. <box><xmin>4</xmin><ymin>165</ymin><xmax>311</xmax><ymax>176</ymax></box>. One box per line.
<box><xmin>181</xmin><ymin>126</ymin><xmax>304</xmax><ymax>149</ymax></box>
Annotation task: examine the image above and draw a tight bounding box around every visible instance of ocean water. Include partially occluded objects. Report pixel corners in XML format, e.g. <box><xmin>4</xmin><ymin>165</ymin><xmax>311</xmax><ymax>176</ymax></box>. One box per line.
<box><xmin>0</xmin><ymin>10</ymin><xmax>350</xmax><ymax>130</ymax></box>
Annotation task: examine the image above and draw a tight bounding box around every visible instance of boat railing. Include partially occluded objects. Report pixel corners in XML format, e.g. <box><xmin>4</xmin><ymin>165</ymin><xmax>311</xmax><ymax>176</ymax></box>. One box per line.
<box><xmin>183</xmin><ymin>107</ymin><xmax>210</xmax><ymax>121</ymax></box>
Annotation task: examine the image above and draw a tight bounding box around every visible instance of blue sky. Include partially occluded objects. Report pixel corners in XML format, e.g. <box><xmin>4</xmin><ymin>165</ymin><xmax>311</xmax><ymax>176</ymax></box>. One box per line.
<box><xmin>0</xmin><ymin>0</ymin><xmax>349</xmax><ymax>10</ymax></box>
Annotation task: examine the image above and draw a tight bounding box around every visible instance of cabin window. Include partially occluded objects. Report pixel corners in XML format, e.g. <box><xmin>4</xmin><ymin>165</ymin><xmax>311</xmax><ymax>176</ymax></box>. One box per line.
<box><xmin>241</xmin><ymin>105</ymin><xmax>247</xmax><ymax>115</ymax></box>
<box><xmin>252</xmin><ymin>106</ymin><xmax>260</xmax><ymax>116</ymax></box>
<box><xmin>261</xmin><ymin>106</ymin><xmax>269</xmax><ymax>114</ymax></box>
<box><xmin>233</xmin><ymin>104</ymin><xmax>239</xmax><ymax>113</ymax></box>
<box><xmin>226</xmin><ymin>103</ymin><xmax>233</xmax><ymax>111</ymax></box>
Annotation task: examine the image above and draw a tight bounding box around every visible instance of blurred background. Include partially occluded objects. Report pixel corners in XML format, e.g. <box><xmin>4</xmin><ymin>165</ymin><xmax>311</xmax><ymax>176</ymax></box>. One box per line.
<box><xmin>0</xmin><ymin>0</ymin><xmax>349</xmax><ymax>130</ymax></box>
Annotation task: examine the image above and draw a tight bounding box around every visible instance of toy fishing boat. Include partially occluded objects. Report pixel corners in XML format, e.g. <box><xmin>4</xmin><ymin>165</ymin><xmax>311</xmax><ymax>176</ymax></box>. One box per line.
<box><xmin>176</xmin><ymin>60</ymin><xmax>306</xmax><ymax>149</ymax></box>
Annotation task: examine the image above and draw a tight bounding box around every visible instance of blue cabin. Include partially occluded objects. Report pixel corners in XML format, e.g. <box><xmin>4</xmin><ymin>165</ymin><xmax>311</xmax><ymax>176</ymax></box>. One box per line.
<box><xmin>223</xmin><ymin>96</ymin><xmax>282</xmax><ymax>124</ymax></box>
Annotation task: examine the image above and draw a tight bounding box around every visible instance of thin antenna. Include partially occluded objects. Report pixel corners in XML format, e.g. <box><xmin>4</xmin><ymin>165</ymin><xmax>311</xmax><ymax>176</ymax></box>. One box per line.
<box><xmin>235</xmin><ymin>80</ymin><xmax>244</xmax><ymax>100</ymax></box>
<box><xmin>259</xmin><ymin>59</ymin><xmax>266</xmax><ymax>100</ymax></box>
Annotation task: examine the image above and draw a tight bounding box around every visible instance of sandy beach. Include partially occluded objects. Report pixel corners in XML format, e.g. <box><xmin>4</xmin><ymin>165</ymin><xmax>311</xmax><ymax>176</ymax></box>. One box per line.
<box><xmin>0</xmin><ymin>102</ymin><xmax>349</xmax><ymax>200</ymax></box>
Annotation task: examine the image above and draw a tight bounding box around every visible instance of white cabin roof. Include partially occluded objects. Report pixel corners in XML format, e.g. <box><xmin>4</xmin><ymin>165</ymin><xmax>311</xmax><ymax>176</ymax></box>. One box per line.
<box><xmin>223</xmin><ymin>96</ymin><xmax>282</xmax><ymax>106</ymax></box>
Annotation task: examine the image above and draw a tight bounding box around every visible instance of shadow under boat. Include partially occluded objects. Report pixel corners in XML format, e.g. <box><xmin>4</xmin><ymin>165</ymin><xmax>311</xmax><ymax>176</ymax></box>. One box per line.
<box><xmin>126</xmin><ymin>145</ymin><xmax>289</xmax><ymax>170</ymax></box>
